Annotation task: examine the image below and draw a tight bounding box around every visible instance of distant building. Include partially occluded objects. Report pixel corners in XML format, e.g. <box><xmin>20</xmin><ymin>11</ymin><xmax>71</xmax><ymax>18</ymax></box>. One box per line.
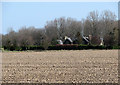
<box><xmin>100</xmin><ymin>37</ymin><xmax>104</xmax><ymax>46</ymax></box>
<box><xmin>73</xmin><ymin>38</ymin><xmax>79</xmax><ymax>44</ymax></box>
<box><xmin>57</xmin><ymin>40</ymin><xmax>63</xmax><ymax>45</ymax></box>
<box><xmin>63</xmin><ymin>36</ymin><xmax>73</xmax><ymax>44</ymax></box>
<box><xmin>82</xmin><ymin>36</ymin><xmax>90</xmax><ymax>45</ymax></box>
<box><xmin>56</xmin><ymin>35</ymin><xmax>104</xmax><ymax>46</ymax></box>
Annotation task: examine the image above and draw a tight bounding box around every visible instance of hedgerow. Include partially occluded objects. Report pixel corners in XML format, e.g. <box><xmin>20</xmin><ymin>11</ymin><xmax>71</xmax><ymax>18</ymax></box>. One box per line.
<box><xmin>2</xmin><ymin>44</ymin><xmax>120</xmax><ymax>51</ymax></box>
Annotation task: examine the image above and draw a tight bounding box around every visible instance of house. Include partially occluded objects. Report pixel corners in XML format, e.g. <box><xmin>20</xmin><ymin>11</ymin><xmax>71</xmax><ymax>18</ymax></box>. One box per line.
<box><xmin>82</xmin><ymin>36</ymin><xmax>90</xmax><ymax>45</ymax></box>
<box><xmin>57</xmin><ymin>40</ymin><xmax>63</xmax><ymax>45</ymax></box>
<box><xmin>63</xmin><ymin>36</ymin><xmax>73</xmax><ymax>44</ymax></box>
<box><xmin>100</xmin><ymin>37</ymin><xmax>104</xmax><ymax>46</ymax></box>
<box><xmin>57</xmin><ymin>36</ymin><xmax>90</xmax><ymax>45</ymax></box>
<box><xmin>73</xmin><ymin>38</ymin><xmax>79</xmax><ymax>44</ymax></box>
<box><xmin>56</xmin><ymin>35</ymin><xmax>104</xmax><ymax>45</ymax></box>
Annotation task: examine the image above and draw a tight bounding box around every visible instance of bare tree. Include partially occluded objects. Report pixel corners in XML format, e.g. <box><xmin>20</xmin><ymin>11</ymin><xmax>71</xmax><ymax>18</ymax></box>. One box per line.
<box><xmin>2</xmin><ymin>10</ymin><xmax>118</xmax><ymax>49</ymax></box>
<box><xmin>86</xmin><ymin>11</ymin><xmax>100</xmax><ymax>36</ymax></box>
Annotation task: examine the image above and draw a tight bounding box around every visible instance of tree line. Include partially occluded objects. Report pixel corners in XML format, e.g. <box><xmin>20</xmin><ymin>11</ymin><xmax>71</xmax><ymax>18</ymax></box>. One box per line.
<box><xmin>2</xmin><ymin>10</ymin><xmax>119</xmax><ymax>49</ymax></box>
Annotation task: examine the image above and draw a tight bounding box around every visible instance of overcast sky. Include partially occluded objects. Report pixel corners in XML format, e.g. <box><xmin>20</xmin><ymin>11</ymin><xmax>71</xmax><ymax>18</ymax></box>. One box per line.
<box><xmin>2</xmin><ymin>2</ymin><xmax>118</xmax><ymax>34</ymax></box>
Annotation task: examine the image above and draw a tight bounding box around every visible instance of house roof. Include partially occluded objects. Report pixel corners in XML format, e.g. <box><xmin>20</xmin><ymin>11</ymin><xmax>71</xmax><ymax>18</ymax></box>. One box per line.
<box><xmin>67</xmin><ymin>38</ymin><xmax>73</xmax><ymax>42</ymax></box>
<box><xmin>57</xmin><ymin>36</ymin><xmax>90</xmax><ymax>44</ymax></box>
<box><xmin>83</xmin><ymin>36</ymin><xmax>89</xmax><ymax>43</ymax></box>
<box><xmin>65</xmin><ymin>36</ymin><xmax>73</xmax><ymax>42</ymax></box>
<box><xmin>57</xmin><ymin>40</ymin><xmax>63</xmax><ymax>44</ymax></box>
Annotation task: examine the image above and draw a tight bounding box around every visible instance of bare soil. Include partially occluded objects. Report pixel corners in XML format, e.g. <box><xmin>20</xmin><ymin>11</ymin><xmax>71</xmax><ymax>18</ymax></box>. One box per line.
<box><xmin>2</xmin><ymin>50</ymin><xmax>118</xmax><ymax>83</ymax></box>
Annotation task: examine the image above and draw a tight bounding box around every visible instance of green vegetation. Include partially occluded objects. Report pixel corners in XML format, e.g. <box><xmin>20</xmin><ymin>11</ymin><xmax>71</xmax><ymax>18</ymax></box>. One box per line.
<box><xmin>2</xmin><ymin>45</ymin><xmax>120</xmax><ymax>51</ymax></box>
<box><xmin>3</xmin><ymin>45</ymin><xmax>45</xmax><ymax>51</ymax></box>
<box><xmin>48</xmin><ymin>45</ymin><xmax>119</xmax><ymax>50</ymax></box>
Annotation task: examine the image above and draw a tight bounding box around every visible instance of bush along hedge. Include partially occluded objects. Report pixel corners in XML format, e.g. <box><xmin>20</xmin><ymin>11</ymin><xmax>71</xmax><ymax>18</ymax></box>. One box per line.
<box><xmin>3</xmin><ymin>45</ymin><xmax>45</xmax><ymax>51</ymax></box>
<box><xmin>78</xmin><ymin>45</ymin><xmax>106</xmax><ymax>50</ymax></box>
<box><xmin>27</xmin><ymin>45</ymin><xmax>45</xmax><ymax>50</ymax></box>
<box><xmin>3</xmin><ymin>44</ymin><xmax>120</xmax><ymax>51</ymax></box>
<box><xmin>47</xmin><ymin>44</ymin><xmax>79</xmax><ymax>50</ymax></box>
<box><xmin>47</xmin><ymin>44</ymin><xmax>120</xmax><ymax>50</ymax></box>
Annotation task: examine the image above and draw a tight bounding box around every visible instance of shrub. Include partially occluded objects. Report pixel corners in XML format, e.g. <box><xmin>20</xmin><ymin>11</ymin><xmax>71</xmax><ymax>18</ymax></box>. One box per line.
<box><xmin>48</xmin><ymin>44</ymin><xmax>78</xmax><ymax>50</ymax></box>
<box><xmin>3</xmin><ymin>44</ymin><xmax>120</xmax><ymax>51</ymax></box>
<box><xmin>47</xmin><ymin>44</ymin><xmax>116</xmax><ymax>50</ymax></box>
<box><xmin>3</xmin><ymin>45</ymin><xmax>45</xmax><ymax>51</ymax></box>
<box><xmin>26</xmin><ymin>45</ymin><xmax>45</xmax><ymax>50</ymax></box>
